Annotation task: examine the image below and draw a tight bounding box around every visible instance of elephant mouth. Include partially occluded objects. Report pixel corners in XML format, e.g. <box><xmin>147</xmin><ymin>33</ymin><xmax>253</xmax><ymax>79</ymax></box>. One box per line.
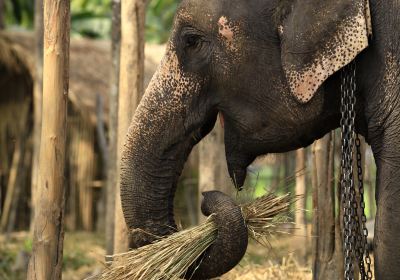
<box><xmin>220</xmin><ymin>113</ymin><xmax>257</xmax><ymax>190</ymax></box>
<box><xmin>190</xmin><ymin>109</ymin><xmax>219</xmax><ymax>145</ymax></box>
<box><xmin>226</xmin><ymin>152</ymin><xmax>254</xmax><ymax>190</ymax></box>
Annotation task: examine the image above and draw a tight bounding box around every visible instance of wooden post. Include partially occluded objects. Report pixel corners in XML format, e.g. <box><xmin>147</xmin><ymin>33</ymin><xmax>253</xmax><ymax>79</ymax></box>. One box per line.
<box><xmin>77</xmin><ymin>122</ymin><xmax>95</xmax><ymax>231</ymax></box>
<box><xmin>114</xmin><ymin>0</ymin><xmax>146</xmax><ymax>253</ymax></box>
<box><xmin>105</xmin><ymin>0</ymin><xmax>121</xmax><ymax>255</ymax></box>
<box><xmin>312</xmin><ymin>132</ymin><xmax>344</xmax><ymax>279</ymax></box>
<box><xmin>30</xmin><ymin>0</ymin><xmax>44</xmax><ymax>233</ymax></box>
<box><xmin>198</xmin><ymin>120</ymin><xmax>232</xmax><ymax>222</ymax></box>
<box><xmin>295</xmin><ymin>148</ymin><xmax>307</xmax><ymax>262</ymax></box>
<box><xmin>27</xmin><ymin>1</ymin><xmax>70</xmax><ymax>279</ymax></box>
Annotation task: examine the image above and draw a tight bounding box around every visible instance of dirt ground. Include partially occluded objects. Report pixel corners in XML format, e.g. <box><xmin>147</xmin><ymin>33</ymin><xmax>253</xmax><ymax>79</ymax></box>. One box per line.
<box><xmin>0</xmin><ymin>230</ymin><xmax>312</xmax><ymax>280</ymax></box>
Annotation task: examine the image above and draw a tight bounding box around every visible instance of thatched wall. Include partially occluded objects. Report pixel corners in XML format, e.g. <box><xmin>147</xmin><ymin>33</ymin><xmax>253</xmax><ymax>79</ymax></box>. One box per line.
<box><xmin>0</xmin><ymin>34</ymin><xmax>33</xmax><ymax>231</ymax></box>
<box><xmin>0</xmin><ymin>31</ymin><xmax>165</xmax><ymax>231</ymax></box>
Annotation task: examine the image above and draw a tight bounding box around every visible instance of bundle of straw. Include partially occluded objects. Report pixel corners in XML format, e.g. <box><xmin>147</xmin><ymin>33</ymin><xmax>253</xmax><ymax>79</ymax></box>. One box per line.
<box><xmin>98</xmin><ymin>193</ymin><xmax>293</xmax><ymax>280</ymax></box>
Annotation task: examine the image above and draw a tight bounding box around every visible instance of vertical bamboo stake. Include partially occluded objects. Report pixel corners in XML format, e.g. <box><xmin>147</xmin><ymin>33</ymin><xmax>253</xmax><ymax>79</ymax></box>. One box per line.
<box><xmin>311</xmin><ymin>142</ymin><xmax>319</xmax><ymax>278</ymax></box>
<box><xmin>106</xmin><ymin>0</ymin><xmax>121</xmax><ymax>255</ymax></box>
<box><xmin>312</xmin><ymin>132</ymin><xmax>343</xmax><ymax>280</ymax></box>
<box><xmin>295</xmin><ymin>148</ymin><xmax>307</xmax><ymax>262</ymax></box>
<box><xmin>114</xmin><ymin>0</ymin><xmax>146</xmax><ymax>253</ymax></box>
<box><xmin>27</xmin><ymin>1</ymin><xmax>70</xmax><ymax>279</ymax></box>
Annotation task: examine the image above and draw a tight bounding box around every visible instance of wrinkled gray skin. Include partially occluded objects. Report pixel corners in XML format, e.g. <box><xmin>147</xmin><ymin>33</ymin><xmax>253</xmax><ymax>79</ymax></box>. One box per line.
<box><xmin>121</xmin><ymin>0</ymin><xmax>400</xmax><ymax>278</ymax></box>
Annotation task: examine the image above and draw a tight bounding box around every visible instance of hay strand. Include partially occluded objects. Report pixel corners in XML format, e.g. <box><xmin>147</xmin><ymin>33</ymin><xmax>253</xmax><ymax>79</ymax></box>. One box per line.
<box><xmin>96</xmin><ymin>193</ymin><xmax>294</xmax><ymax>280</ymax></box>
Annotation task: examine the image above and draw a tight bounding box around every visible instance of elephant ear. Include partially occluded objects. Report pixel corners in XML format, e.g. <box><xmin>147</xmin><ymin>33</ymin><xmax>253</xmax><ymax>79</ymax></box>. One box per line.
<box><xmin>280</xmin><ymin>0</ymin><xmax>372</xmax><ymax>103</ymax></box>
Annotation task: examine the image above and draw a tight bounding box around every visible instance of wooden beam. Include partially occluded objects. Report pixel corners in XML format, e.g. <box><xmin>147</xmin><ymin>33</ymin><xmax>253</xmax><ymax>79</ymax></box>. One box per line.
<box><xmin>27</xmin><ymin>1</ymin><xmax>70</xmax><ymax>278</ymax></box>
<box><xmin>312</xmin><ymin>132</ymin><xmax>344</xmax><ymax>279</ymax></box>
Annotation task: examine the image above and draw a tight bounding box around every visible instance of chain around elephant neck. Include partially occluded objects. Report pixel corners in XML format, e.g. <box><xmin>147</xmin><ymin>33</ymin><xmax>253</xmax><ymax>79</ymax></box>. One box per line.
<box><xmin>340</xmin><ymin>61</ymin><xmax>372</xmax><ymax>280</ymax></box>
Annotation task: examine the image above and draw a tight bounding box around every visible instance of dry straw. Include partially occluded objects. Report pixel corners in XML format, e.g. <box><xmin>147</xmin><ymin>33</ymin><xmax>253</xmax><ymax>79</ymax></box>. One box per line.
<box><xmin>97</xmin><ymin>193</ymin><xmax>293</xmax><ymax>280</ymax></box>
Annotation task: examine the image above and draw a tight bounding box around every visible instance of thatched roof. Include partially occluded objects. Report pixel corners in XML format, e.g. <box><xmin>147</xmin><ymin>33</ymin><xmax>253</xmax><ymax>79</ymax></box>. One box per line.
<box><xmin>0</xmin><ymin>31</ymin><xmax>165</xmax><ymax>125</ymax></box>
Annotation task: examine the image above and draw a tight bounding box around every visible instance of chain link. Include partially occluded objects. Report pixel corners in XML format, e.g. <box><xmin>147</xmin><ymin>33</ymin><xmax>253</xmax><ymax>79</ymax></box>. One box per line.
<box><xmin>341</xmin><ymin>61</ymin><xmax>355</xmax><ymax>280</ymax></box>
<box><xmin>340</xmin><ymin>61</ymin><xmax>373</xmax><ymax>280</ymax></box>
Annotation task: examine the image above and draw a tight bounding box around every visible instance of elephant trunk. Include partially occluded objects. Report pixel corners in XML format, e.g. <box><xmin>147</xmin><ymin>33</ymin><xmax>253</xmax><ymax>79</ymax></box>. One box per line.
<box><xmin>120</xmin><ymin>48</ymin><xmax>248</xmax><ymax>278</ymax></box>
<box><xmin>120</xmin><ymin>51</ymin><xmax>197</xmax><ymax>247</ymax></box>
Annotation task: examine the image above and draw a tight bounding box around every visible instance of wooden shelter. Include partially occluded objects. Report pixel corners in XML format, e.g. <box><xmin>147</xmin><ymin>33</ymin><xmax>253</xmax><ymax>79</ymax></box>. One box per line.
<box><xmin>0</xmin><ymin>31</ymin><xmax>164</xmax><ymax>231</ymax></box>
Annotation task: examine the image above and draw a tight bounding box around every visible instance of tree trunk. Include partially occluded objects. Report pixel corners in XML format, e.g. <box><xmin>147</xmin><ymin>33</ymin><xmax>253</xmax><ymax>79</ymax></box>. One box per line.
<box><xmin>198</xmin><ymin>120</ymin><xmax>232</xmax><ymax>222</ymax></box>
<box><xmin>30</xmin><ymin>0</ymin><xmax>44</xmax><ymax>233</ymax></box>
<box><xmin>105</xmin><ymin>0</ymin><xmax>121</xmax><ymax>256</ymax></box>
<box><xmin>312</xmin><ymin>132</ymin><xmax>344</xmax><ymax>280</ymax></box>
<box><xmin>114</xmin><ymin>0</ymin><xmax>146</xmax><ymax>253</ymax></box>
<box><xmin>295</xmin><ymin>148</ymin><xmax>307</xmax><ymax>262</ymax></box>
<box><xmin>27</xmin><ymin>1</ymin><xmax>70</xmax><ymax>279</ymax></box>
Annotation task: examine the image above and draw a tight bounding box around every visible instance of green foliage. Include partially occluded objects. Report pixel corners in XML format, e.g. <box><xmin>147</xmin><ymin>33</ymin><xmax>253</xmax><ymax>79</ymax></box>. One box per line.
<box><xmin>0</xmin><ymin>238</ymin><xmax>30</xmax><ymax>280</ymax></box>
<box><xmin>71</xmin><ymin>0</ymin><xmax>112</xmax><ymax>39</ymax></box>
<box><xmin>23</xmin><ymin>238</ymin><xmax>32</xmax><ymax>252</ymax></box>
<box><xmin>4</xmin><ymin>0</ymin><xmax>34</xmax><ymax>29</ymax></box>
<box><xmin>146</xmin><ymin>0</ymin><xmax>179</xmax><ymax>44</ymax></box>
<box><xmin>63</xmin><ymin>250</ymin><xmax>94</xmax><ymax>270</ymax></box>
<box><xmin>0</xmin><ymin>247</ymin><xmax>16</xmax><ymax>279</ymax></box>
<box><xmin>2</xmin><ymin>0</ymin><xmax>178</xmax><ymax>42</ymax></box>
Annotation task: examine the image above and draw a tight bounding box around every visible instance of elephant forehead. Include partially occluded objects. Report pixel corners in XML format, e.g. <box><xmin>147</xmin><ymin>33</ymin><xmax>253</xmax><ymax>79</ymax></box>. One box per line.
<box><xmin>218</xmin><ymin>16</ymin><xmax>234</xmax><ymax>42</ymax></box>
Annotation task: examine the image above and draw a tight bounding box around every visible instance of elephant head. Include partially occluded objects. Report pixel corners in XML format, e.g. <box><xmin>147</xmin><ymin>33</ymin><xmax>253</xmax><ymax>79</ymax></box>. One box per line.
<box><xmin>121</xmin><ymin>0</ymin><xmax>372</xmax><ymax>277</ymax></box>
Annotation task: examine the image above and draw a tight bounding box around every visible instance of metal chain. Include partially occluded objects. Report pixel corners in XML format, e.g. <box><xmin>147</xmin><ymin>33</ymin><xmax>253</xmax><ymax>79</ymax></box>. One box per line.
<box><xmin>340</xmin><ymin>61</ymin><xmax>372</xmax><ymax>280</ymax></box>
<box><xmin>341</xmin><ymin>61</ymin><xmax>356</xmax><ymax>280</ymax></box>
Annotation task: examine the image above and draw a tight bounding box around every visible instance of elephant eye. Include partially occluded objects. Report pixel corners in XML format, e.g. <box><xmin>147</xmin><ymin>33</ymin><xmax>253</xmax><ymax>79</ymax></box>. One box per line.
<box><xmin>184</xmin><ymin>34</ymin><xmax>202</xmax><ymax>49</ymax></box>
<box><xmin>179</xmin><ymin>28</ymin><xmax>211</xmax><ymax>69</ymax></box>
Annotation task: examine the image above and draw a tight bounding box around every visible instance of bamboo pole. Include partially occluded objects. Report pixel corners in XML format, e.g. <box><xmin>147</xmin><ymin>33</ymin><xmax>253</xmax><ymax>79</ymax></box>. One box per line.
<box><xmin>27</xmin><ymin>1</ymin><xmax>70</xmax><ymax>279</ymax></box>
<box><xmin>114</xmin><ymin>0</ymin><xmax>146</xmax><ymax>253</ymax></box>
<box><xmin>105</xmin><ymin>0</ymin><xmax>121</xmax><ymax>255</ymax></box>
<box><xmin>312</xmin><ymin>133</ymin><xmax>344</xmax><ymax>279</ymax></box>
<box><xmin>78</xmin><ymin>121</ymin><xmax>95</xmax><ymax>231</ymax></box>
<box><xmin>295</xmin><ymin>148</ymin><xmax>307</xmax><ymax>262</ymax></box>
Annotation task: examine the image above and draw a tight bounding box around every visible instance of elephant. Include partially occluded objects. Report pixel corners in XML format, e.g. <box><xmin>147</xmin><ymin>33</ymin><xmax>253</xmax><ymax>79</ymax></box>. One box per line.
<box><xmin>120</xmin><ymin>0</ymin><xmax>400</xmax><ymax>278</ymax></box>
